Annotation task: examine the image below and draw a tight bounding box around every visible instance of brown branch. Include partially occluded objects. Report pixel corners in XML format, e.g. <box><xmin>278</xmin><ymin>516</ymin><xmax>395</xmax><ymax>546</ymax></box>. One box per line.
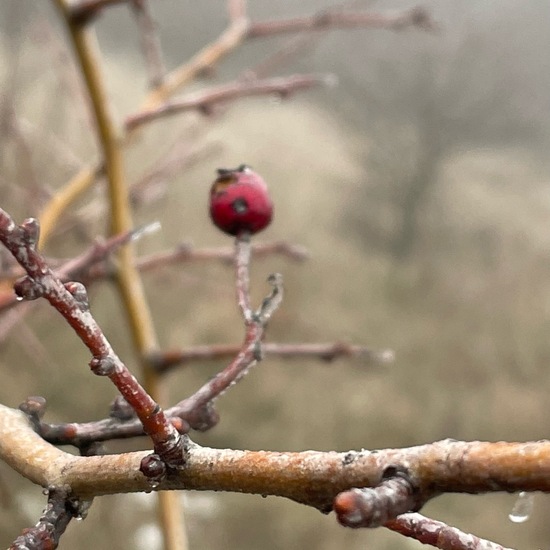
<box><xmin>334</xmin><ymin>472</ymin><xmax>422</xmax><ymax>528</ymax></box>
<box><xmin>9</xmin><ymin>488</ymin><xmax>85</xmax><ymax>550</ymax></box>
<box><xmin>247</xmin><ymin>6</ymin><xmax>437</xmax><ymax>38</ymax></box>
<box><xmin>0</xmin><ymin>226</ymin><xmax>152</xmax><ymax>314</ymax></box>
<box><xmin>386</xmin><ymin>513</ymin><xmax>515</xmax><ymax>550</ymax></box>
<box><xmin>166</xmin><ymin>235</ymin><xmax>284</xmax><ymax>429</ymax></box>
<box><xmin>0</xmin><ymin>239</ymin><xmax>305</xmax><ymax>315</ymax></box>
<box><xmin>135</xmin><ymin>240</ymin><xmax>308</xmax><ymax>271</ymax></box>
<box><xmin>126</xmin><ymin>74</ymin><xmax>328</xmax><ymax>130</ymax></box>
<box><xmin>140</xmin><ymin>15</ymin><xmax>250</xmax><ymax>110</ymax></box>
<box><xmin>0</xmin><ymin>210</ymin><xmax>186</xmax><ymax>467</ymax></box>
<box><xmin>2</xmin><ymin>405</ymin><xmax>550</xmax><ymax>509</ymax></box>
<box><xmin>152</xmin><ymin>341</ymin><xmax>394</xmax><ymax>373</ymax></box>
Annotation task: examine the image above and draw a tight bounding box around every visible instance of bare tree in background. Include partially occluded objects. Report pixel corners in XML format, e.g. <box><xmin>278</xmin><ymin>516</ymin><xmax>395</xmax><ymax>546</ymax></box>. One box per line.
<box><xmin>340</xmin><ymin>2</ymin><xmax>550</xmax><ymax>260</ymax></box>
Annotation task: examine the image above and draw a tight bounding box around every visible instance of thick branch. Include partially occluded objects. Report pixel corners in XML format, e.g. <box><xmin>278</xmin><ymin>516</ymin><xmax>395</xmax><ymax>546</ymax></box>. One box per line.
<box><xmin>2</xmin><ymin>405</ymin><xmax>550</xmax><ymax>510</ymax></box>
<box><xmin>0</xmin><ymin>210</ymin><xmax>185</xmax><ymax>467</ymax></box>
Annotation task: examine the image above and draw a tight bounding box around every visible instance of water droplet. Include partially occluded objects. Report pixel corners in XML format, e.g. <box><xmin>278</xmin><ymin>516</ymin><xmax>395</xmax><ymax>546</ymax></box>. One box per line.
<box><xmin>15</xmin><ymin>295</ymin><xmax>24</xmax><ymax>302</ymax></box>
<box><xmin>509</xmin><ymin>491</ymin><xmax>534</xmax><ymax>523</ymax></box>
<box><xmin>147</xmin><ymin>480</ymin><xmax>160</xmax><ymax>489</ymax></box>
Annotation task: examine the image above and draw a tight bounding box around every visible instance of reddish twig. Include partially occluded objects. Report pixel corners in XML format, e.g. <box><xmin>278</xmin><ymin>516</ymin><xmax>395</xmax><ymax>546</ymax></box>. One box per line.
<box><xmin>0</xmin><ymin>210</ymin><xmax>186</xmax><ymax>467</ymax></box>
<box><xmin>136</xmin><ymin>240</ymin><xmax>308</xmax><ymax>271</ymax></box>
<box><xmin>386</xmin><ymin>513</ymin><xmax>515</xmax><ymax>550</ymax></box>
<box><xmin>334</xmin><ymin>469</ymin><xmax>422</xmax><ymax>528</ymax></box>
<box><xmin>9</xmin><ymin>487</ymin><xmax>86</xmax><ymax>550</ymax></box>
<box><xmin>125</xmin><ymin>74</ymin><xmax>329</xmax><ymax>130</ymax></box>
<box><xmin>0</xmin><ymin>224</ymin><xmax>157</xmax><ymax>314</ymax></box>
<box><xmin>0</xmin><ymin>238</ymin><xmax>304</xmax><ymax>316</ymax></box>
<box><xmin>151</xmin><ymin>341</ymin><xmax>394</xmax><ymax>373</ymax></box>
<box><xmin>165</xmin><ymin>234</ymin><xmax>284</xmax><ymax>429</ymax></box>
<box><xmin>247</xmin><ymin>6</ymin><xmax>437</xmax><ymax>38</ymax></box>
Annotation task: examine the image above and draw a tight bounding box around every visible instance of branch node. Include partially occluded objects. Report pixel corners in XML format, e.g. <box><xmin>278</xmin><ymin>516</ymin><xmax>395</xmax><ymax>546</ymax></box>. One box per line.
<box><xmin>256</xmin><ymin>272</ymin><xmax>284</xmax><ymax>324</ymax></box>
<box><xmin>20</xmin><ymin>218</ymin><xmax>41</xmax><ymax>250</ymax></box>
<box><xmin>140</xmin><ymin>453</ymin><xmax>167</xmax><ymax>489</ymax></box>
<box><xmin>13</xmin><ymin>276</ymin><xmax>45</xmax><ymax>301</ymax></box>
<box><xmin>186</xmin><ymin>402</ymin><xmax>220</xmax><ymax>432</ymax></box>
<box><xmin>89</xmin><ymin>355</ymin><xmax>117</xmax><ymax>376</ymax></box>
<box><xmin>19</xmin><ymin>396</ymin><xmax>48</xmax><ymax>433</ymax></box>
<box><xmin>64</xmin><ymin>281</ymin><xmax>90</xmax><ymax>311</ymax></box>
<box><xmin>109</xmin><ymin>396</ymin><xmax>136</xmax><ymax>420</ymax></box>
<box><xmin>334</xmin><ymin>469</ymin><xmax>418</xmax><ymax>528</ymax></box>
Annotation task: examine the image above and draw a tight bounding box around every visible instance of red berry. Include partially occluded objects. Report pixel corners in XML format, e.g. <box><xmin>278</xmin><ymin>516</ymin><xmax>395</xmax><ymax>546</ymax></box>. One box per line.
<box><xmin>209</xmin><ymin>165</ymin><xmax>273</xmax><ymax>236</ymax></box>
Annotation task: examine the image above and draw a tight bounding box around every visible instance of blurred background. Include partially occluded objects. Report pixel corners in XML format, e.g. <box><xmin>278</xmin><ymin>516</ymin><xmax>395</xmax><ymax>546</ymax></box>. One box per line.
<box><xmin>1</xmin><ymin>0</ymin><xmax>550</xmax><ymax>548</ymax></box>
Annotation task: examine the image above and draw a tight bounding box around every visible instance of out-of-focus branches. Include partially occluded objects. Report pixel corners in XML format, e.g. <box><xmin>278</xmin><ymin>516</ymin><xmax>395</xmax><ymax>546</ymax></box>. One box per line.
<box><xmin>126</xmin><ymin>74</ymin><xmax>330</xmax><ymax>130</ymax></box>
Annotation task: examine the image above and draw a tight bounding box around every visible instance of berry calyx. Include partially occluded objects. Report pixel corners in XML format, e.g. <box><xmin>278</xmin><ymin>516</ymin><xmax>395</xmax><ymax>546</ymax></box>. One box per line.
<box><xmin>209</xmin><ymin>165</ymin><xmax>273</xmax><ymax>236</ymax></box>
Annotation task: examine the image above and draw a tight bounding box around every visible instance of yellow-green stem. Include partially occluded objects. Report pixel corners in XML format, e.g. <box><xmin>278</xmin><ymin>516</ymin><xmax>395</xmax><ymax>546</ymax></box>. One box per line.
<box><xmin>53</xmin><ymin>2</ymin><xmax>187</xmax><ymax>548</ymax></box>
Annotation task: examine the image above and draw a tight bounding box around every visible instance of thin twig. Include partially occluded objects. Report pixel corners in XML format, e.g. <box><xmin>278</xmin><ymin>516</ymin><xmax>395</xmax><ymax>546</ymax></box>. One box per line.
<box><xmin>140</xmin><ymin>15</ymin><xmax>250</xmax><ymax>111</ymax></box>
<box><xmin>53</xmin><ymin>2</ymin><xmax>188</xmax><ymax>545</ymax></box>
<box><xmin>235</xmin><ymin>232</ymin><xmax>253</xmax><ymax>322</ymax></box>
<box><xmin>247</xmin><ymin>7</ymin><xmax>437</xmax><ymax>38</ymax></box>
<box><xmin>165</xmin><ymin>234</ymin><xmax>284</xmax><ymax>428</ymax></box>
<box><xmin>38</xmin><ymin>164</ymin><xmax>103</xmax><ymax>249</ymax></box>
<box><xmin>0</xmin><ymin>210</ymin><xmax>186</xmax><ymax>466</ymax></box>
<box><xmin>227</xmin><ymin>0</ymin><xmax>247</xmax><ymax>23</ymax></box>
<box><xmin>131</xmin><ymin>0</ymin><xmax>166</xmax><ymax>88</ymax></box>
<box><xmin>126</xmin><ymin>74</ymin><xmax>328</xmax><ymax>130</ymax></box>
<box><xmin>9</xmin><ymin>488</ymin><xmax>82</xmax><ymax>550</ymax></box>
<box><xmin>136</xmin><ymin>240</ymin><xmax>308</xmax><ymax>271</ymax></box>
<box><xmin>386</xmin><ymin>513</ymin><xmax>515</xmax><ymax>550</ymax></box>
<box><xmin>151</xmin><ymin>342</ymin><xmax>394</xmax><ymax>373</ymax></box>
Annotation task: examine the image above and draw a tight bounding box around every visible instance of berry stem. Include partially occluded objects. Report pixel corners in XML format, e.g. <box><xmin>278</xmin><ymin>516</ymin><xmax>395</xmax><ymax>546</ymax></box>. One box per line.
<box><xmin>235</xmin><ymin>231</ymin><xmax>253</xmax><ymax>323</ymax></box>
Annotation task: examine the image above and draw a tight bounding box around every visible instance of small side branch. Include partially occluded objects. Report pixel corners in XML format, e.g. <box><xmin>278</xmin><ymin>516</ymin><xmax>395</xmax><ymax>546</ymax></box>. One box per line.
<box><xmin>247</xmin><ymin>7</ymin><xmax>437</xmax><ymax>38</ymax></box>
<box><xmin>126</xmin><ymin>74</ymin><xmax>328</xmax><ymax>130</ymax></box>
<box><xmin>166</xmin><ymin>232</ymin><xmax>284</xmax><ymax>430</ymax></box>
<box><xmin>131</xmin><ymin>0</ymin><xmax>166</xmax><ymax>88</ymax></box>
<box><xmin>386</xmin><ymin>513</ymin><xmax>515</xmax><ymax>550</ymax></box>
<box><xmin>334</xmin><ymin>469</ymin><xmax>423</xmax><ymax>528</ymax></box>
<box><xmin>151</xmin><ymin>341</ymin><xmax>394</xmax><ymax>373</ymax></box>
<box><xmin>9</xmin><ymin>487</ymin><xmax>86</xmax><ymax>550</ymax></box>
<box><xmin>0</xmin><ymin>210</ymin><xmax>186</xmax><ymax>467</ymax></box>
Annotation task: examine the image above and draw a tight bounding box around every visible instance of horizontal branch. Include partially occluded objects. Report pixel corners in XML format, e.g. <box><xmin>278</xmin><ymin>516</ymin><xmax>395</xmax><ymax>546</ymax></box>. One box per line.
<box><xmin>152</xmin><ymin>342</ymin><xmax>394</xmax><ymax>373</ymax></box>
<box><xmin>135</xmin><ymin>240</ymin><xmax>308</xmax><ymax>271</ymax></box>
<box><xmin>2</xmin><ymin>404</ymin><xmax>550</xmax><ymax>511</ymax></box>
<box><xmin>0</xmin><ymin>239</ymin><xmax>306</xmax><ymax>314</ymax></box>
<box><xmin>247</xmin><ymin>7</ymin><xmax>437</xmax><ymax>38</ymax></box>
<box><xmin>126</xmin><ymin>74</ymin><xmax>328</xmax><ymax>129</ymax></box>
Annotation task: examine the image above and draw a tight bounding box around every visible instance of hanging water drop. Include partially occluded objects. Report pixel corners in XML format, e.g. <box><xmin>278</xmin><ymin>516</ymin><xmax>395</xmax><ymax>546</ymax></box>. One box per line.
<box><xmin>509</xmin><ymin>491</ymin><xmax>534</xmax><ymax>523</ymax></box>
